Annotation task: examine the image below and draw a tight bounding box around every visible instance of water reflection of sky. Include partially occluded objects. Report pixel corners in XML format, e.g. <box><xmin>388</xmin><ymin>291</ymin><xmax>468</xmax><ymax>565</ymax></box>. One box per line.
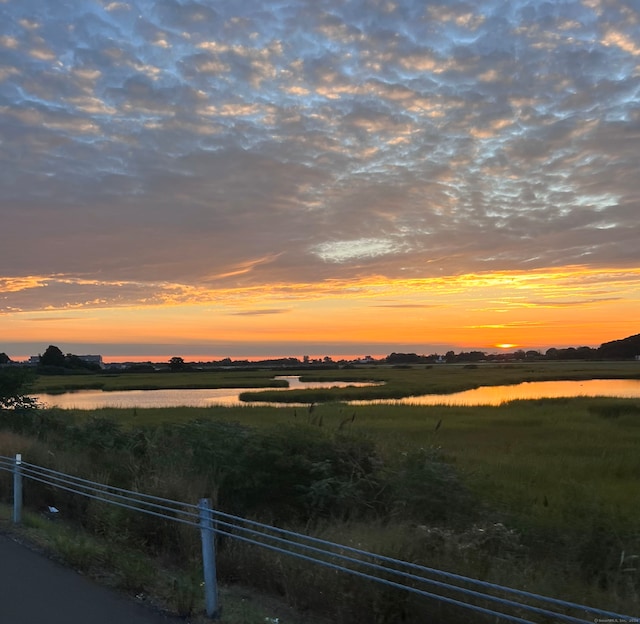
<box><xmin>352</xmin><ymin>379</ymin><xmax>640</xmax><ymax>407</ymax></box>
<box><xmin>36</xmin><ymin>378</ymin><xmax>640</xmax><ymax>409</ymax></box>
<box><xmin>35</xmin><ymin>376</ymin><xmax>377</xmax><ymax>409</ymax></box>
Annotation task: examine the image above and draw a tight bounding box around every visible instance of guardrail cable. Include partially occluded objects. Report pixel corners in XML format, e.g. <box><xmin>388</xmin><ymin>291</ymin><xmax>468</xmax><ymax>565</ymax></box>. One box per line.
<box><xmin>198</xmin><ymin>506</ymin><xmax>632</xmax><ymax>623</ymax></box>
<box><xmin>19</xmin><ymin>462</ymin><xmax>200</xmax><ymax>525</ymax></box>
<box><xmin>0</xmin><ymin>454</ymin><xmax>635</xmax><ymax>624</ymax></box>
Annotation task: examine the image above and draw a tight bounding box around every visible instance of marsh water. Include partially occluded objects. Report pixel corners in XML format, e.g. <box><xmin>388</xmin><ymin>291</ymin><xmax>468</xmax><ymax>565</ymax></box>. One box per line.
<box><xmin>35</xmin><ymin>376</ymin><xmax>640</xmax><ymax>409</ymax></box>
<box><xmin>35</xmin><ymin>376</ymin><xmax>379</xmax><ymax>409</ymax></box>
<box><xmin>360</xmin><ymin>378</ymin><xmax>640</xmax><ymax>406</ymax></box>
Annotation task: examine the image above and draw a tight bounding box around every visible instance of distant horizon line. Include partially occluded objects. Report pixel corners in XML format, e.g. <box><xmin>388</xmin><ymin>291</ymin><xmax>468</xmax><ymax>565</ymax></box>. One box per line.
<box><xmin>3</xmin><ymin>337</ymin><xmax>620</xmax><ymax>364</ymax></box>
<box><xmin>8</xmin><ymin>346</ymin><xmax>604</xmax><ymax>365</ymax></box>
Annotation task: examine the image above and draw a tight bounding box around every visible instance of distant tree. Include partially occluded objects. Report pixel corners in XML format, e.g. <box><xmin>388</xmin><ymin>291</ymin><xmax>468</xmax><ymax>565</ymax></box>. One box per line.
<box><xmin>125</xmin><ymin>363</ymin><xmax>156</xmax><ymax>373</ymax></box>
<box><xmin>40</xmin><ymin>345</ymin><xmax>66</xmax><ymax>368</ymax></box>
<box><xmin>0</xmin><ymin>352</ymin><xmax>11</xmax><ymax>365</ymax></box>
<box><xmin>576</xmin><ymin>346</ymin><xmax>596</xmax><ymax>360</ymax></box>
<box><xmin>457</xmin><ymin>351</ymin><xmax>486</xmax><ymax>362</ymax></box>
<box><xmin>65</xmin><ymin>354</ymin><xmax>85</xmax><ymax>369</ymax></box>
<box><xmin>598</xmin><ymin>333</ymin><xmax>640</xmax><ymax>360</ymax></box>
<box><xmin>0</xmin><ymin>368</ymin><xmax>37</xmax><ymax>410</ymax></box>
<box><xmin>558</xmin><ymin>347</ymin><xmax>578</xmax><ymax>360</ymax></box>
<box><xmin>168</xmin><ymin>356</ymin><xmax>185</xmax><ymax>371</ymax></box>
<box><xmin>387</xmin><ymin>352</ymin><xmax>421</xmax><ymax>364</ymax></box>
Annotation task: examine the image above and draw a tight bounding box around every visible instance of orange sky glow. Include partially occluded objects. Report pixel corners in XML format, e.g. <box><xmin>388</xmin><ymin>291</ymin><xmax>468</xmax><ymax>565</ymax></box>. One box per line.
<box><xmin>3</xmin><ymin>266</ymin><xmax>639</xmax><ymax>361</ymax></box>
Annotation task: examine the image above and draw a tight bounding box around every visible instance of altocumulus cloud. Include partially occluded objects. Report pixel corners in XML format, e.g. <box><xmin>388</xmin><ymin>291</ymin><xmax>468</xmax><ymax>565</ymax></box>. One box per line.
<box><xmin>1</xmin><ymin>0</ymin><xmax>639</xmax><ymax>312</ymax></box>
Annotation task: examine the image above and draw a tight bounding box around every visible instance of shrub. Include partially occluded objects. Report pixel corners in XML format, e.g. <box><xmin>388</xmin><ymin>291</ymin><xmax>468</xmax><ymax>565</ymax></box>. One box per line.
<box><xmin>221</xmin><ymin>425</ymin><xmax>383</xmax><ymax>523</ymax></box>
<box><xmin>384</xmin><ymin>447</ymin><xmax>476</xmax><ymax>525</ymax></box>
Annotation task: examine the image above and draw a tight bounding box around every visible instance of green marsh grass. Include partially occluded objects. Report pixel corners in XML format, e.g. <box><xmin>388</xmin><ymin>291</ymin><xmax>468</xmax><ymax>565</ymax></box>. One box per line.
<box><xmin>31</xmin><ymin>369</ymin><xmax>290</xmax><ymax>394</ymax></box>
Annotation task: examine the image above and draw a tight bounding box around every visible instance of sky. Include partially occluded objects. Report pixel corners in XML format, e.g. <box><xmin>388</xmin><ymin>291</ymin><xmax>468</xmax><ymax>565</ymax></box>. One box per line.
<box><xmin>1</xmin><ymin>0</ymin><xmax>639</xmax><ymax>361</ymax></box>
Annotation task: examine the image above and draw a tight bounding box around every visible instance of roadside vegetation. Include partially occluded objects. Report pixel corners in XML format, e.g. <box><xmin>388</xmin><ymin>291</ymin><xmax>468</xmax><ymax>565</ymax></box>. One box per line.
<box><xmin>1</xmin><ymin>362</ymin><xmax>639</xmax><ymax>622</ymax></box>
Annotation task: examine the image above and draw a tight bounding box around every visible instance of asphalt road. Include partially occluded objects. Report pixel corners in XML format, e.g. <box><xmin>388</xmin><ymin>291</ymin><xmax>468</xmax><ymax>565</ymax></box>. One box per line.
<box><xmin>0</xmin><ymin>533</ymin><xmax>185</xmax><ymax>624</ymax></box>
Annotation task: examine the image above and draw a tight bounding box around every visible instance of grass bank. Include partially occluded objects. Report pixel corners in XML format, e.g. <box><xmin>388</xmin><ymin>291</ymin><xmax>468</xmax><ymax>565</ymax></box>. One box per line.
<box><xmin>30</xmin><ymin>370</ymin><xmax>290</xmax><ymax>394</ymax></box>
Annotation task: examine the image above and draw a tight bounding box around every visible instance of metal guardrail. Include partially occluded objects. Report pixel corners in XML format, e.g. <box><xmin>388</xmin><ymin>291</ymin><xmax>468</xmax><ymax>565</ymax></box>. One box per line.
<box><xmin>0</xmin><ymin>453</ymin><xmax>637</xmax><ymax>623</ymax></box>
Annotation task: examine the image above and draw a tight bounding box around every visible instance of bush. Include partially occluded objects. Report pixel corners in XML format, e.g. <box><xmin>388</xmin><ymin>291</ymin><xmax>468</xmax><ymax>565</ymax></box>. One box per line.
<box><xmin>384</xmin><ymin>447</ymin><xmax>476</xmax><ymax>525</ymax></box>
<box><xmin>221</xmin><ymin>425</ymin><xmax>383</xmax><ymax>523</ymax></box>
<box><xmin>0</xmin><ymin>368</ymin><xmax>38</xmax><ymax>410</ymax></box>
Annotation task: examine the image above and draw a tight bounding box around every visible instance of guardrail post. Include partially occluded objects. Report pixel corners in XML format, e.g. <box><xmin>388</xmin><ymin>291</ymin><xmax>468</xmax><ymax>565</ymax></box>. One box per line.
<box><xmin>13</xmin><ymin>453</ymin><xmax>22</xmax><ymax>524</ymax></box>
<box><xmin>199</xmin><ymin>498</ymin><xmax>219</xmax><ymax>619</ymax></box>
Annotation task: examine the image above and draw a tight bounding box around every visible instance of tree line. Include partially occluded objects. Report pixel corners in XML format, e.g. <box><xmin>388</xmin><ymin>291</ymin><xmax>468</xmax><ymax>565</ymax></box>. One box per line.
<box><xmin>387</xmin><ymin>332</ymin><xmax>640</xmax><ymax>364</ymax></box>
